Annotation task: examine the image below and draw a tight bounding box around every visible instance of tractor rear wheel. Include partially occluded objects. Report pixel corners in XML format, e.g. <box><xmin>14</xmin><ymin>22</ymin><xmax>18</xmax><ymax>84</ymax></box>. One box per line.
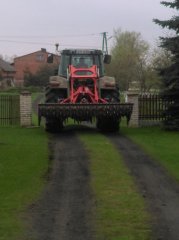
<box><xmin>97</xmin><ymin>87</ymin><xmax>120</xmax><ymax>132</ymax></box>
<box><xmin>45</xmin><ymin>86</ymin><xmax>58</xmax><ymax>103</ymax></box>
<box><xmin>45</xmin><ymin>86</ymin><xmax>67</xmax><ymax>103</ymax></box>
<box><xmin>101</xmin><ymin>88</ymin><xmax>120</xmax><ymax>103</ymax></box>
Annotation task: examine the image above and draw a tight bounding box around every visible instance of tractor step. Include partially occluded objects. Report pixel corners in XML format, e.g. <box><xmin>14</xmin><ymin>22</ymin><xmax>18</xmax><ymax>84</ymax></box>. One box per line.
<box><xmin>38</xmin><ymin>103</ymin><xmax>133</xmax><ymax>124</ymax></box>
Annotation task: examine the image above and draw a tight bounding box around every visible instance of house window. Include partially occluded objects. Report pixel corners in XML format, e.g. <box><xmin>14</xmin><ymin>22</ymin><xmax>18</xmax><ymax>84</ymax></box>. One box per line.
<box><xmin>36</xmin><ymin>54</ymin><xmax>45</xmax><ymax>62</ymax></box>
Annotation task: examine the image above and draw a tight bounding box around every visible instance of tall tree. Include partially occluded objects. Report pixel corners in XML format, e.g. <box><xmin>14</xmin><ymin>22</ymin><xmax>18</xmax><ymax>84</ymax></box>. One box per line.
<box><xmin>154</xmin><ymin>0</ymin><xmax>179</xmax><ymax>130</ymax></box>
<box><xmin>106</xmin><ymin>29</ymin><xmax>151</xmax><ymax>92</ymax></box>
<box><xmin>146</xmin><ymin>47</ymin><xmax>172</xmax><ymax>90</ymax></box>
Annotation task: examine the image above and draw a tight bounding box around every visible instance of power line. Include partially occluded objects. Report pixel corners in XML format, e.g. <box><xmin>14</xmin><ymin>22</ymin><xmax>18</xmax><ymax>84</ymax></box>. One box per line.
<box><xmin>0</xmin><ymin>39</ymin><xmax>53</xmax><ymax>45</ymax></box>
<box><xmin>0</xmin><ymin>33</ymin><xmax>101</xmax><ymax>39</ymax></box>
<box><xmin>0</xmin><ymin>32</ymin><xmax>110</xmax><ymax>54</ymax></box>
<box><xmin>0</xmin><ymin>39</ymin><xmax>100</xmax><ymax>49</ymax></box>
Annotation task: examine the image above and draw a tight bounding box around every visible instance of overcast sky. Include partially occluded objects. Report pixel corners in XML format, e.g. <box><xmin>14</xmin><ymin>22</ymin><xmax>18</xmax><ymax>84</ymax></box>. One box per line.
<box><xmin>0</xmin><ymin>0</ymin><xmax>176</xmax><ymax>58</ymax></box>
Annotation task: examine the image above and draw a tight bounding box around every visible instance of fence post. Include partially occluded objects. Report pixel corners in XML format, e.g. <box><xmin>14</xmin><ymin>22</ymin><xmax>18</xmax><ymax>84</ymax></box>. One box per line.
<box><xmin>127</xmin><ymin>90</ymin><xmax>139</xmax><ymax>127</ymax></box>
<box><xmin>20</xmin><ymin>91</ymin><xmax>32</xmax><ymax>127</ymax></box>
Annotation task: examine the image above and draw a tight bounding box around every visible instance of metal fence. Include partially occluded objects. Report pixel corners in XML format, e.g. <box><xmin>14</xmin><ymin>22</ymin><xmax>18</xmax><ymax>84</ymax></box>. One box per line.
<box><xmin>0</xmin><ymin>95</ymin><xmax>20</xmax><ymax>126</ymax></box>
<box><xmin>139</xmin><ymin>94</ymin><xmax>170</xmax><ymax>124</ymax></box>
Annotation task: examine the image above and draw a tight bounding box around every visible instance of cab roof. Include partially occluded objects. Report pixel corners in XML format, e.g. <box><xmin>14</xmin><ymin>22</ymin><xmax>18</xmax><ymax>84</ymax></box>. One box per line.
<box><xmin>61</xmin><ymin>49</ymin><xmax>103</xmax><ymax>55</ymax></box>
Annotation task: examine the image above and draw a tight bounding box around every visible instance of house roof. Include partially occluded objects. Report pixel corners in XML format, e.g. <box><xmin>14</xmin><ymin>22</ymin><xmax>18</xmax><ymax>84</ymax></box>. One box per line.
<box><xmin>0</xmin><ymin>58</ymin><xmax>15</xmax><ymax>72</ymax></box>
<box><xmin>14</xmin><ymin>48</ymin><xmax>59</xmax><ymax>60</ymax></box>
<box><xmin>14</xmin><ymin>48</ymin><xmax>49</xmax><ymax>60</ymax></box>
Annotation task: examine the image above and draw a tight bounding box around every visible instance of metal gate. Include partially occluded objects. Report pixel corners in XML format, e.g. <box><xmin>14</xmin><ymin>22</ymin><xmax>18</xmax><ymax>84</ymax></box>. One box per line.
<box><xmin>0</xmin><ymin>95</ymin><xmax>20</xmax><ymax>126</ymax></box>
<box><xmin>139</xmin><ymin>94</ymin><xmax>171</xmax><ymax>125</ymax></box>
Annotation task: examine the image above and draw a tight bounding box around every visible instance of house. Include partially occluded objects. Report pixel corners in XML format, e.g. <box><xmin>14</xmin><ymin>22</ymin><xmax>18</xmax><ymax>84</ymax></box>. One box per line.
<box><xmin>0</xmin><ymin>58</ymin><xmax>16</xmax><ymax>88</ymax></box>
<box><xmin>13</xmin><ymin>48</ymin><xmax>60</xmax><ymax>86</ymax></box>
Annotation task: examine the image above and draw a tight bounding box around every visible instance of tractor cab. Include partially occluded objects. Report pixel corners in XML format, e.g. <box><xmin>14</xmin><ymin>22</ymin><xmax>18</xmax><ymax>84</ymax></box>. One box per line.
<box><xmin>58</xmin><ymin>49</ymin><xmax>105</xmax><ymax>78</ymax></box>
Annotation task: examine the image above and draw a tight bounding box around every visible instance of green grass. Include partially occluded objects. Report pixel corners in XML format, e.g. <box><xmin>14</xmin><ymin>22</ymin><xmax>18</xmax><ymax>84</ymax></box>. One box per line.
<box><xmin>0</xmin><ymin>127</ymin><xmax>49</xmax><ymax>240</ymax></box>
<box><xmin>0</xmin><ymin>92</ymin><xmax>19</xmax><ymax>95</ymax></box>
<box><xmin>79</xmin><ymin>133</ymin><xmax>151</xmax><ymax>240</ymax></box>
<box><xmin>122</xmin><ymin>126</ymin><xmax>179</xmax><ymax>181</ymax></box>
<box><xmin>0</xmin><ymin>86</ymin><xmax>43</xmax><ymax>94</ymax></box>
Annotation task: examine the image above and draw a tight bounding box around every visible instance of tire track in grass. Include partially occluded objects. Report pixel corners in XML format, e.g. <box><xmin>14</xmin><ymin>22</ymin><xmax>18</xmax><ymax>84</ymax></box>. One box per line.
<box><xmin>27</xmin><ymin>131</ymin><xmax>94</xmax><ymax>240</ymax></box>
<box><xmin>108</xmin><ymin>133</ymin><xmax>179</xmax><ymax>240</ymax></box>
<box><xmin>79</xmin><ymin>131</ymin><xmax>151</xmax><ymax>240</ymax></box>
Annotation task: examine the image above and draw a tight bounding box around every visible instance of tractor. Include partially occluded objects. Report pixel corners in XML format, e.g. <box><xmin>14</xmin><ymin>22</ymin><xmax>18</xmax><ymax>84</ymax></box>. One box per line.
<box><xmin>38</xmin><ymin>49</ymin><xmax>133</xmax><ymax>132</ymax></box>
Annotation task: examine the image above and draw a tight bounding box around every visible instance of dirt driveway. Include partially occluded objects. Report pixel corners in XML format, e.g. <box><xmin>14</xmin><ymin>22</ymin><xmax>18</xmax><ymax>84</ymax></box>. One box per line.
<box><xmin>26</xmin><ymin>130</ymin><xmax>94</xmax><ymax>240</ymax></box>
<box><xmin>26</xmin><ymin>126</ymin><xmax>179</xmax><ymax>240</ymax></box>
<box><xmin>109</xmin><ymin>133</ymin><xmax>179</xmax><ymax>240</ymax></box>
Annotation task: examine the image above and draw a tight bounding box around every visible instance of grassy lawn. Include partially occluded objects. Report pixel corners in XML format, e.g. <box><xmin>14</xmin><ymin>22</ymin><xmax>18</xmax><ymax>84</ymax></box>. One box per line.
<box><xmin>122</xmin><ymin>126</ymin><xmax>179</xmax><ymax>181</ymax></box>
<box><xmin>0</xmin><ymin>127</ymin><xmax>49</xmax><ymax>240</ymax></box>
<box><xmin>79</xmin><ymin>133</ymin><xmax>151</xmax><ymax>240</ymax></box>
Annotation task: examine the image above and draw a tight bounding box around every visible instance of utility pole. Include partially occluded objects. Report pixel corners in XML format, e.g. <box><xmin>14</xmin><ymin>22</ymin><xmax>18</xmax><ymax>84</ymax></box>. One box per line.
<box><xmin>55</xmin><ymin>43</ymin><xmax>60</xmax><ymax>55</ymax></box>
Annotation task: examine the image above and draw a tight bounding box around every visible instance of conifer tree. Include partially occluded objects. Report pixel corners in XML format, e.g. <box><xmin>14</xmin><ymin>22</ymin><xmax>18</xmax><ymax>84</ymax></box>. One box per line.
<box><xmin>154</xmin><ymin>0</ymin><xmax>179</xmax><ymax>130</ymax></box>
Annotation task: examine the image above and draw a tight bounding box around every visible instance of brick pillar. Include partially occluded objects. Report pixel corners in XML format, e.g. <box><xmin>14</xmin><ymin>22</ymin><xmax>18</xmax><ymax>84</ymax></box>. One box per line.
<box><xmin>127</xmin><ymin>90</ymin><xmax>139</xmax><ymax>127</ymax></box>
<box><xmin>20</xmin><ymin>91</ymin><xmax>32</xmax><ymax>126</ymax></box>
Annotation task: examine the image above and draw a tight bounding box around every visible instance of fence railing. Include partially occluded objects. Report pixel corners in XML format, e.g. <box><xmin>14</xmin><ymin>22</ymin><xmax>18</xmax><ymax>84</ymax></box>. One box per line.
<box><xmin>0</xmin><ymin>95</ymin><xmax>20</xmax><ymax>126</ymax></box>
<box><xmin>139</xmin><ymin>94</ymin><xmax>170</xmax><ymax>123</ymax></box>
<box><xmin>0</xmin><ymin>92</ymin><xmax>172</xmax><ymax>127</ymax></box>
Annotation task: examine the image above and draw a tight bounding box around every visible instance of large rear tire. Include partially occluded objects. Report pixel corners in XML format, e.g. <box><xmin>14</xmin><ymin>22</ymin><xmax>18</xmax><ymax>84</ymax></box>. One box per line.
<box><xmin>45</xmin><ymin>86</ymin><xmax>58</xmax><ymax>103</ymax></box>
<box><xmin>44</xmin><ymin>86</ymin><xmax>67</xmax><ymax>132</ymax></box>
<box><xmin>101</xmin><ymin>88</ymin><xmax>120</xmax><ymax>103</ymax></box>
<box><xmin>45</xmin><ymin>86</ymin><xmax>67</xmax><ymax>103</ymax></box>
<box><xmin>97</xmin><ymin>87</ymin><xmax>120</xmax><ymax>132</ymax></box>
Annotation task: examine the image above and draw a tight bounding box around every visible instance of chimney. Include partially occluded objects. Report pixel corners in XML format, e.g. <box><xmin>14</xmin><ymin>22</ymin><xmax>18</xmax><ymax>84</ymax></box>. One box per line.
<box><xmin>41</xmin><ymin>48</ymin><xmax>46</xmax><ymax>52</ymax></box>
